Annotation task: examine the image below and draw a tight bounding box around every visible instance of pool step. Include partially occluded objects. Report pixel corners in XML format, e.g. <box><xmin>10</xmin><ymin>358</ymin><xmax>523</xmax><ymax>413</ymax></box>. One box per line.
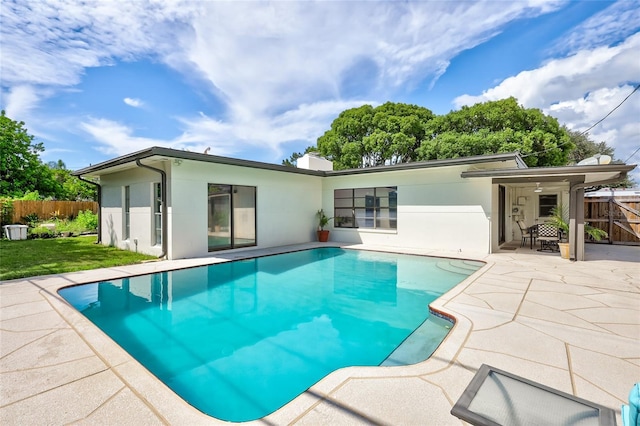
<box><xmin>381</xmin><ymin>315</ymin><xmax>453</xmax><ymax>366</ymax></box>
<box><xmin>436</xmin><ymin>259</ymin><xmax>481</xmax><ymax>276</ymax></box>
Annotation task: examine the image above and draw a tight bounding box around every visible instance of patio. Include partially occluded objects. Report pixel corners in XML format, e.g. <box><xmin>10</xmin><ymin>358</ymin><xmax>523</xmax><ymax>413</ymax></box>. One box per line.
<box><xmin>1</xmin><ymin>243</ymin><xmax>638</xmax><ymax>425</ymax></box>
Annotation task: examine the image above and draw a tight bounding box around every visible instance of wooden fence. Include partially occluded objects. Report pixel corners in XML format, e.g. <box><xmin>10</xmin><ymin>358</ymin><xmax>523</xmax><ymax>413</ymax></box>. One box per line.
<box><xmin>585</xmin><ymin>195</ymin><xmax>640</xmax><ymax>245</ymax></box>
<box><xmin>9</xmin><ymin>200</ymin><xmax>98</xmax><ymax>224</ymax></box>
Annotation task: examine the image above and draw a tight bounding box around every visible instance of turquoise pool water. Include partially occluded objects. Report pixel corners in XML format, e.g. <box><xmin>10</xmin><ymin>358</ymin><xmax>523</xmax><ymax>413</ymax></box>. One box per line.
<box><xmin>59</xmin><ymin>248</ymin><xmax>482</xmax><ymax>421</ymax></box>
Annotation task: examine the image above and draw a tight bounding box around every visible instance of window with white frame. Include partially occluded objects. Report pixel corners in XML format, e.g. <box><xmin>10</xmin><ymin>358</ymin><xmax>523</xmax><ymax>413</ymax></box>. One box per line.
<box><xmin>124</xmin><ymin>185</ymin><xmax>130</xmax><ymax>240</ymax></box>
<box><xmin>153</xmin><ymin>182</ymin><xmax>162</xmax><ymax>246</ymax></box>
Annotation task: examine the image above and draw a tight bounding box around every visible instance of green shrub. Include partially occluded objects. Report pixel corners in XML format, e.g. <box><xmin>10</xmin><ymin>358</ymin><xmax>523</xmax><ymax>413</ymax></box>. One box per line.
<box><xmin>0</xmin><ymin>198</ymin><xmax>13</xmax><ymax>227</ymax></box>
<box><xmin>75</xmin><ymin>210</ymin><xmax>98</xmax><ymax>232</ymax></box>
<box><xmin>22</xmin><ymin>213</ymin><xmax>40</xmax><ymax>227</ymax></box>
<box><xmin>20</xmin><ymin>191</ymin><xmax>41</xmax><ymax>201</ymax></box>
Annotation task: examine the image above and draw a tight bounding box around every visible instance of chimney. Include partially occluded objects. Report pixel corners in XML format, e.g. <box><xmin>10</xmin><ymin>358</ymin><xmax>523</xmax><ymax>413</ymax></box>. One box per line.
<box><xmin>297</xmin><ymin>153</ymin><xmax>333</xmax><ymax>171</ymax></box>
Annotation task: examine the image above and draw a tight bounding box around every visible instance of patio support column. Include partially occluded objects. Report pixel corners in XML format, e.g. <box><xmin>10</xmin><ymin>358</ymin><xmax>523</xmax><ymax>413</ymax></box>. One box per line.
<box><xmin>569</xmin><ymin>187</ymin><xmax>585</xmax><ymax>261</ymax></box>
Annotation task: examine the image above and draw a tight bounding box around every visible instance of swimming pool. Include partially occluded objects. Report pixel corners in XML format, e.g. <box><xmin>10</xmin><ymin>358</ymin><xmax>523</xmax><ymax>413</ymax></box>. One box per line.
<box><xmin>59</xmin><ymin>248</ymin><xmax>482</xmax><ymax>422</ymax></box>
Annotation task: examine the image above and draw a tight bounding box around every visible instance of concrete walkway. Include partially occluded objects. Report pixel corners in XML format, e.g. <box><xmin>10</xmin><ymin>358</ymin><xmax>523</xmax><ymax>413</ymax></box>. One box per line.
<box><xmin>1</xmin><ymin>243</ymin><xmax>638</xmax><ymax>425</ymax></box>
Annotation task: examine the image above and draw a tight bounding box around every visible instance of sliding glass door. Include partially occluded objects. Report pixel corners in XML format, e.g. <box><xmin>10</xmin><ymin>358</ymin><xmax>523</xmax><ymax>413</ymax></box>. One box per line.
<box><xmin>208</xmin><ymin>184</ymin><xmax>256</xmax><ymax>251</ymax></box>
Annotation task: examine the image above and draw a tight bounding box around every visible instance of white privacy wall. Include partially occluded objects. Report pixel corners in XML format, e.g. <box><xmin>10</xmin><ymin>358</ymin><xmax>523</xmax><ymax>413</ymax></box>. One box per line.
<box><xmin>99</xmin><ymin>167</ymin><xmax>164</xmax><ymax>257</ymax></box>
<box><xmin>322</xmin><ymin>165</ymin><xmax>494</xmax><ymax>254</ymax></box>
<box><xmin>169</xmin><ymin>160</ymin><xmax>323</xmax><ymax>259</ymax></box>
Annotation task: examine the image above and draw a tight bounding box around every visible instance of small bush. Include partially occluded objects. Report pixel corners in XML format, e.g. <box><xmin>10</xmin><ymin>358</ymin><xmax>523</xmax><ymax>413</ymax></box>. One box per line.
<box><xmin>75</xmin><ymin>210</ymin><xmax>98</xmax><ymax>232</ymax></box>
<box><xmin>22</xmin><ymin>213</ymin><xmax>40</xmax><ymax>227</ymax></box>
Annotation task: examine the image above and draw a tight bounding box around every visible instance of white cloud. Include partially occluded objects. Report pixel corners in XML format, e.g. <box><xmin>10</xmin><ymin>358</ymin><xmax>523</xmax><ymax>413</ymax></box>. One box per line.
<box><xmin>80</xmin><ymin>118</ymin><xmax>167</xmax><ymax>156</ymax></box>
<box><xmin>0</xmin><ymin>0</ymin><xmax>197</xmax><ymax>87</ymax></box>
<box><xmin>3</xmin><ymin>85</ymin><xmax>42</xmax><ymax>119</ymax></box>
<box><xmin>80</xmin><ymin>99</ymin><xmax>368</xmax><ymax>159</ymax></box>
<box><xmin>550</xmin><ymin>0</ymin><xmax>640</xmax><ymax>56</ymax></box>
<box><xmin>179</xmin><ymin>1</ymin><xmax>563</xmax><ymax>113</ymax></box>
<box><xmin>1</xmin><ymin>0</ymin><xmax>565</xmax><ymax>157</ymax></box>
<box><xmin>123</xmin><ymin>97</ymin><xmax>144</xmax><ymax>108</ymax></box>
<box><xmin>80</xmin><ymin>117</ymin><xmax>216</xmax><ymax>157</ymax></box>
<box><xmin>179</xmin><ymin>99</ymin><xmax>371</xmax><ymax>156</ymax></box>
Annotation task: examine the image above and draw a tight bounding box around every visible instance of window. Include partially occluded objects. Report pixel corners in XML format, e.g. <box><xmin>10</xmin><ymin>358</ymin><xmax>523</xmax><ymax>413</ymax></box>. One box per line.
<box><xmin>334</xmin><ymin>187</ymin><xmax>397</xmax><ymax>230</ymax></box>
<box><xmin>124</xmin><ymin>185</ymin><xmax>130</xmax><ymax>240</ymax></box>
<box><xmin>208</xmin><ymin>184</ymin><xmax>256</xmax><ymax>251</ymax></box>
<box><xmin>539</xmin><ymin>194</ymin><xmax>557</xmax><ymax>217</ymax></box>
<box><xmin>153</xmin><ymin>183</ymin><xmax>162</xmax><ymax>246</ymax></box>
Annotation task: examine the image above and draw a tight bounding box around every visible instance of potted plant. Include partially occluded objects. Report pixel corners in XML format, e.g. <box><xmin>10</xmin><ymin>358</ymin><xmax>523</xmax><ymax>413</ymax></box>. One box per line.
<box><xmin>316</xmin><ymin>209</ymin><xmax>333</xmax><ymax>242</ymax></box>
<box><xmin>548</xmin><ymin>204</ymin><xmax>607</xmax><ymax>259</ymax></box>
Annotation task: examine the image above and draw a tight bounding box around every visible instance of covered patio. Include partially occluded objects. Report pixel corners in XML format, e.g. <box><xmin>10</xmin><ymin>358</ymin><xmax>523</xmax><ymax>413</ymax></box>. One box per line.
<box><xmin>462</xmin><ymin>162</ymin><xmax>636</xmax><ymax>261</ymax></box>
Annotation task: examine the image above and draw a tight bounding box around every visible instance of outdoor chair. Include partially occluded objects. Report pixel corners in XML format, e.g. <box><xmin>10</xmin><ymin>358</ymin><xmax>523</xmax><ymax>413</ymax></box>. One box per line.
<box><xmin>517</xmin><ymin>220</ymin><xmax>535</xmax><ymax>248</ymax></box>
<box><xmin>536</xmin><ymin>223</ymin><xmax>560</xmax><ymax>252</ymax></box>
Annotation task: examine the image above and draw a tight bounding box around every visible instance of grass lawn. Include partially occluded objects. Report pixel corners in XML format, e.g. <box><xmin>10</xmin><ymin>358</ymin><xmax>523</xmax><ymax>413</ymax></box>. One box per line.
<box><xmin>0</xmin><ymin>236</ymin><xmax>158</xmax><ymax>281</ymax></box>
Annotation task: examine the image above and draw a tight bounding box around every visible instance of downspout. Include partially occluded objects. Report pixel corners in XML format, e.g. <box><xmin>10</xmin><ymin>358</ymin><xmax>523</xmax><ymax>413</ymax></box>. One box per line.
<box><xmin>77</xmin><ymin>176</ymin><xmax>102</xmax><ymax>244</ymax></box>
<box><xmin>135</xmin><ymin>159</ymin><xmax>168</xmax><ymax>259</ymax></box>
<box><xmin>569</xmin><ymin>173</ymin><xmax>629</xmax><ymax>261</ymax></box>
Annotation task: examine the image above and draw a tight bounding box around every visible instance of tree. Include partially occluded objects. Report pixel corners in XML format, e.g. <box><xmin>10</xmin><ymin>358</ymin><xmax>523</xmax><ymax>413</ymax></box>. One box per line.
<box><xmin>315</xmin><ymin>102</ymin><xmax>434</xmax><ymax>170</ymax></box>
<box><xmin>0</xmin><ymin>110</ymin><xmax>62</xmax><ymax>198</ymax></box>
<box><xmin>61</xmin><ymin>175</ymin><xmax>98</xmax><ymax>201</ymax></box>
<box><xmin>46</xmin><ymin>160</ymin><xmax>97</xmax><ymax>201</ymax></box>
<box><xmin>416</xmin><ymin>98</ymin><xmax>573</xmax><ymax>167</ymax></box>
<box><xmin>291</xmin><ymin>98</ymin><xmax>577</xmax><ymax>170</ymax></box>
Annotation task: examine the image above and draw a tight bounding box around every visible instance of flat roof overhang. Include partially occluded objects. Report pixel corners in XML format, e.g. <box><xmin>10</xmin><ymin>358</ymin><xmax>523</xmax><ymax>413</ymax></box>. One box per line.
<box><xmin>461</xmin><ymin>164</ymin><xmax>636</xmax><ymax>186</ymax></box>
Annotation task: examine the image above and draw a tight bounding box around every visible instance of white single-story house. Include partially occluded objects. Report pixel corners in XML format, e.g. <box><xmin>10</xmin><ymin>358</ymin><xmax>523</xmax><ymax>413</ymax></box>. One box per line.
<box><xmin>73</xmin><ymin>147</ymin><xmax>635</xmax><ymax>261</ymax></box>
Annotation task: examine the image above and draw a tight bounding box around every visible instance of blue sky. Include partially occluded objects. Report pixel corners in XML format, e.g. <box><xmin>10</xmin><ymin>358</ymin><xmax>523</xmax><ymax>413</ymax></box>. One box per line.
<box><xmin>1</xmin><ymin>0</ymin><xmax>639</xmax><ymax>180</ymax></box>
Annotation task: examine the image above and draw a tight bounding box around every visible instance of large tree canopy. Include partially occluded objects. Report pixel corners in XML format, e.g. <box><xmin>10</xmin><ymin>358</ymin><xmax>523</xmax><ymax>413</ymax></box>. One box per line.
<box><xmin>0</xmin><ymin>111</ymin><xmax>97</xmax><ymax>200</ymax></box>
<box><xmin>416</xmin><ymin>98</ymin><xmax>573</xmax><ymax>167</ymax></box>
<box><xmin>316</xmin><ymin>102</ymin><xmax>434</xmax><ymax>169</ymax></box>
<box><xmin>300</xmin><ymin>98</ymin><xmax>577</xmax><ymax>170</ymax></box>
<box><xmin>0</xmin><ymin>110</ymin><xmax>61</xmax><ymax>198</ymax></box>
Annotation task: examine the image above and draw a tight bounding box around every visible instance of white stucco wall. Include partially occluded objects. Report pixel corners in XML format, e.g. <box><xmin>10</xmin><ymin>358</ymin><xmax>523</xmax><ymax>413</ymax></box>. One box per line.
<box><xmin>96</xmin><ymin>157</ymin><xmax>504</xmax><ymax>259</ymax></box>
<box><xmin>99</xmin><ymin>167</ymin><xmax>164</xmax><ymax>257</ymax></box>
<box><xmin>168</xmin><ymin>160</ymin><xmax>323</xmax><ymax>259</ymax></box>
<box><xmin>322</xmin><ymin>165</ymin><xmax>493</xmax><ymax>255</ymax></box>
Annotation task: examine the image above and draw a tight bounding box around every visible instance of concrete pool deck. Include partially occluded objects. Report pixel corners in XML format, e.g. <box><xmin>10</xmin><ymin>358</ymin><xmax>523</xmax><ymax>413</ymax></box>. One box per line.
<box><xmin>1</xmin><ymin>243</ymin><xmax>638</xmax><ymax>425</ymax></box>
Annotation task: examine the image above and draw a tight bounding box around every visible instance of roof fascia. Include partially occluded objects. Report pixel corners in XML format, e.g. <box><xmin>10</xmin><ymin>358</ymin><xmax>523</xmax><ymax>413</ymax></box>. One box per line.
<box><xmin>460</xmin><ymin>164</ymin><xmax>636</xmax><ymax>179</ymax></box>
<box><xmin>73</xmin><ymin>146</ymin><xmax>326</xmax><ymax>177</ymax></box>
<box><xmin>72</xmin><ymin>148</ymin><xmax>527</xmax><ymax>178</ymax></box>
<box><xmin>326</xmin><ymin>152</ymin><xmax>523</xmax><ymax>176</ymax></box>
